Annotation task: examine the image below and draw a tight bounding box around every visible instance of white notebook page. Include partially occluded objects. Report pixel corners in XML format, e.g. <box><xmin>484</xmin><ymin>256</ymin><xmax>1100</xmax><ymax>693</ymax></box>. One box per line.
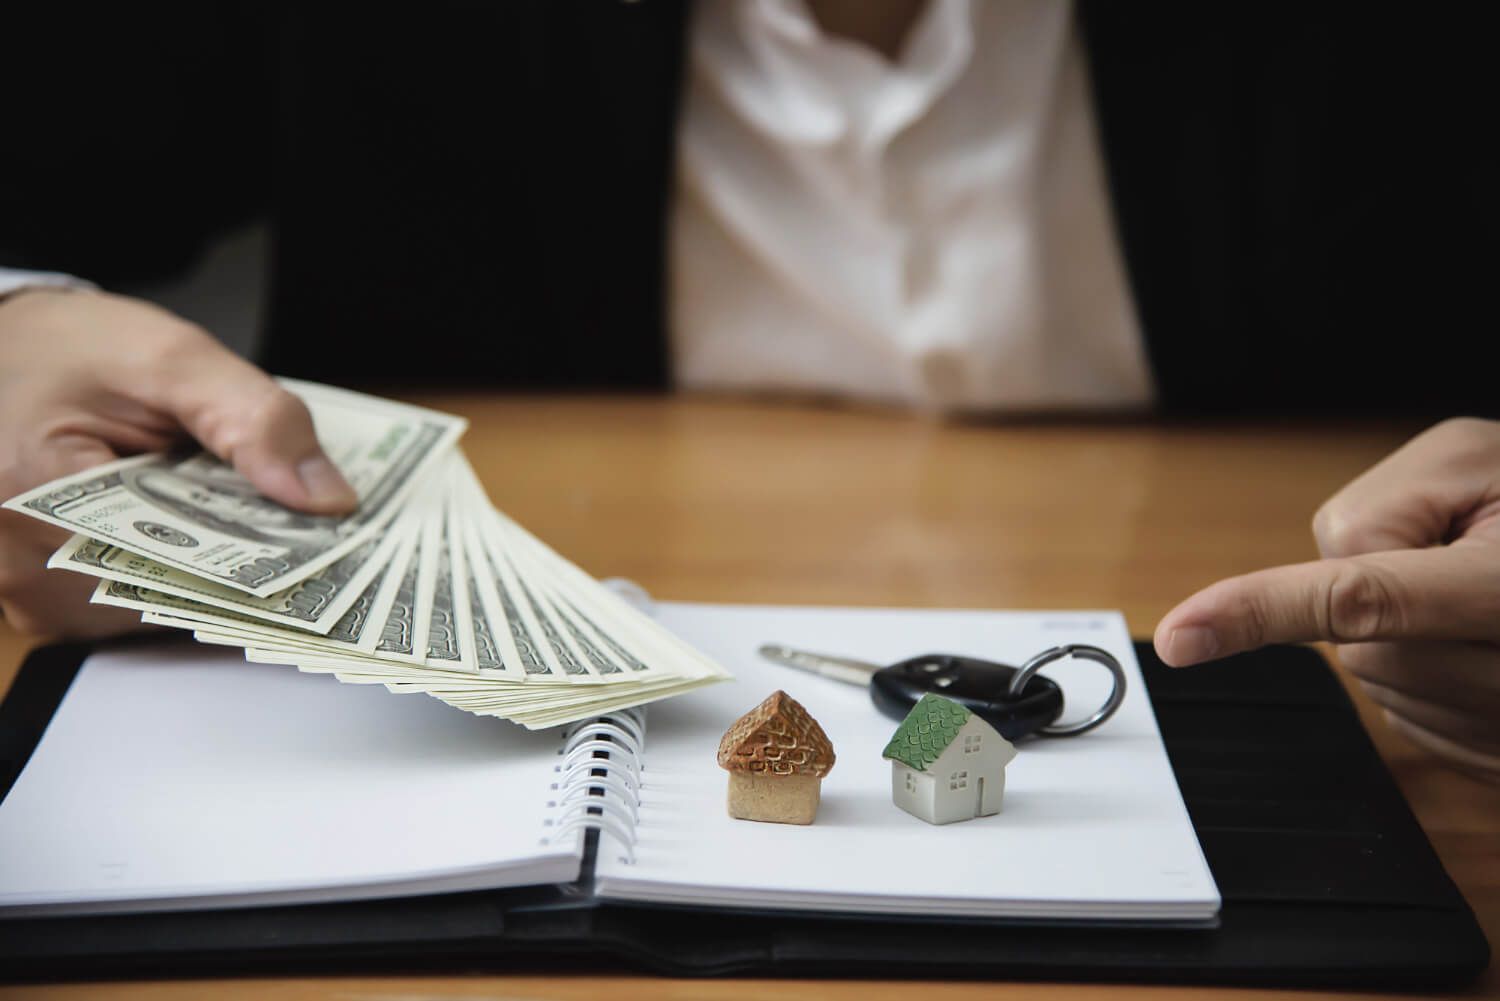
<box><xmin>595</xmin><ymin>604</ymin><xmax>1220</xmax><ymax>921</ymax></box>
<box><xmin>0</xmin><ymin>644</ymin><xmax>580</xmax><ymax>915</ymax></box>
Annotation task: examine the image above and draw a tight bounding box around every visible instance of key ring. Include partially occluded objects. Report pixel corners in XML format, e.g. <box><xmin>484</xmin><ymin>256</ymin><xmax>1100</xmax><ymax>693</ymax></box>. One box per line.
<box><xmin>1007</xmin><ymin>644</ymin><xmax>1126</xmax><ymax>737</ymax></box>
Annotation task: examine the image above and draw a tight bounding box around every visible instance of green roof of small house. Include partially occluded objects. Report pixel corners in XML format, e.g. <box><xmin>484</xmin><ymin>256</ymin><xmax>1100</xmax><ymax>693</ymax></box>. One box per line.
<box><xmin>881</xmin><ymin>694</ymin><xmax>972</xmax><ymax>772</ymax></box>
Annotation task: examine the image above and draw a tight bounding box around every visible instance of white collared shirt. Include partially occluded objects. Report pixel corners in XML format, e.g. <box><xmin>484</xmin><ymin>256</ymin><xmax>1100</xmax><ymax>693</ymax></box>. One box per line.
<box><xmin>670</xmin><ymin>0</ymin><xmax>1154</xmax><ymax>412</ymax></box>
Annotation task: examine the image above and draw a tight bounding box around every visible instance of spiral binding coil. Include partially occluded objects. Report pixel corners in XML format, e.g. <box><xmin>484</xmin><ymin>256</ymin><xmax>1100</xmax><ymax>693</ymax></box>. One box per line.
<box><xmin>542</xmin><ymin>707</ymin><xmax>647</xmax><ymax>864</ymax></box>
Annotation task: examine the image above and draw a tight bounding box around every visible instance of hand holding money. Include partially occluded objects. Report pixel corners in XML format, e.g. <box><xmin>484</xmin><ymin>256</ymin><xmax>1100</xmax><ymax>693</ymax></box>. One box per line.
<box><xmin>0</xmin><ymin>289</ymin><xmax>355</xmax><ymax>635</ymax></box>
<box><xmin>4</xmin><ymin>377</ymin><xmax>732</xmax><ymax>727</ymax></box>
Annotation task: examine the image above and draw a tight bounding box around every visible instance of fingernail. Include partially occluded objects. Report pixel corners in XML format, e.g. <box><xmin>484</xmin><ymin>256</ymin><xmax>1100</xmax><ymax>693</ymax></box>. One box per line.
<box><xmin>1167</xmin><ymin>626</ymin><xmax>1220</xmax><ymax>667</ymax></box>
<box><xmin>296</xmin><ymin>456</ymin><xmax>357</xmax><ymax>509</ymax></box>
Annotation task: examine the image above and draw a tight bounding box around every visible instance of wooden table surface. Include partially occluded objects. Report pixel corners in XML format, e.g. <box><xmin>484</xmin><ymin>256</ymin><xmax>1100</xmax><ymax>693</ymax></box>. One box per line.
<box><xmin>2</xmin><ymin>394</ymin><xmax>1496</xmax><ymax>1001</ymax></box>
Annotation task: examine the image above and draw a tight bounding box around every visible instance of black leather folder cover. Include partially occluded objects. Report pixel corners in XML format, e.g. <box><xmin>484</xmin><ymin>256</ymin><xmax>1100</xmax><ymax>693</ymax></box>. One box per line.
<box><xmin>0</xmin><ymin>640</ymin><xmax>1489</xmax><ymax>987</ymax></box>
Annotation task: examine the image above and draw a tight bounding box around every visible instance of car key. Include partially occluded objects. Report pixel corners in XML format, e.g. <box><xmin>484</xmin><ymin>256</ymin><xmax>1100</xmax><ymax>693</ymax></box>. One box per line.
<box><xmin>758</xmin><ymin>643</ymin><xmax>1126</xmax><ymax>739</ymax></box>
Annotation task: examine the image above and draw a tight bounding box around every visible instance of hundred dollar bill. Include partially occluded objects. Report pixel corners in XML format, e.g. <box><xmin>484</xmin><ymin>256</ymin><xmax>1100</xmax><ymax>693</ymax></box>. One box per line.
<box><xmin>4</xmin><ymin>380</ymin><xmax>466</xmax><ymax>597</ymax></box>
<box><xmin>424</xmin><ymin>511</ymin><xmax>469</xmax><ymax>671</ymax></box>
<box><xmin>407</xmin><ymin>495</ymin><xmax>444</xmax><ymax>664</ymax></box>
<box><xmin>441</xmin><ymin>481</ymin><xmax>479</xmax><ymax>673</ymax></box>
<box><xmin>466</xmin><ymin>567</ymin><xmax>504</xmax><ymax>672</ymax></box>
<box><xmin>135</xmin><ymin>512</ymin><xmax>422</xmax><ymax>657</ymax></box>
<box><xmin>489</xmin><ymin>508</ymin><xmax>729</xmax><ymax>684</ymax></box>
<box><xmin>457</xmin><ymin>460</ymin><xmax>633</xmax><ymax>684</ymax></box>
<box><xmin>450</xmin><ymin>460</ymin><xmax>527</xmax><ymax>679</ymax></box>
<box><xmin>480</xmin><ymin>498</ymin><xmax>644</xmax><ymax>681</ymax></box>
<box><xmin>512</xmin><ymin>571</ymin><xmax>590</xmax><ymax>677</ymax></box>
<box><xmin>81</xmin><ymin>526</ymin><xmax>404</xmax><ymax>635</ymax></box>
<box><xmin>460</xmin><ymin>518</ymin><xmax>513</xmax><ymax>676</ymax></box>
<box><xmin>478</xmin><ymin>519</ymin><xmax>564</xmax><ymax>677</ymax></box>
<box><xmin>373</xmin><ymin>542</ymin><xmax>423</xmax><ymax>661</ymax></box>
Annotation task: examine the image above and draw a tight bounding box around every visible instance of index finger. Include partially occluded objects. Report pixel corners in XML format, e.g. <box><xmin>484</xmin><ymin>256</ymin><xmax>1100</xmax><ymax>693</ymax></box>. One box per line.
<box><xmin>1153</xmin><ymin>543</ymin><xmax>1500</xmax><ymax>666</ymax></box>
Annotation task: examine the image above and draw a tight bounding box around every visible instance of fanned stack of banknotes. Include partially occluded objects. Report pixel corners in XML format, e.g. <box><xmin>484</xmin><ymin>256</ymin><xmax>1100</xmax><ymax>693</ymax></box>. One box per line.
<box><xmin>3</xmin><ymin>380</ymin><xmax>731</xmax><ymax>728</ymax></box>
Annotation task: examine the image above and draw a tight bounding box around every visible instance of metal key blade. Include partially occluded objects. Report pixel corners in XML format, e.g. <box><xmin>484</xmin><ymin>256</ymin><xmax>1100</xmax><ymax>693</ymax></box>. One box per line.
<box><xmin>758</xmin><ymin>644</ymin><xmax>882</xmax><ymax>687</ymax></box>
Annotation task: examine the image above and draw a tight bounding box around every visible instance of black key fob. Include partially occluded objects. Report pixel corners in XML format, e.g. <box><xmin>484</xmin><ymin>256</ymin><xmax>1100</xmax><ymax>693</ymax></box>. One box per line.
<box><xmin>869</xmin><ymin>653</ymin><xmax>1064</xmax><ymax>741</ymax></box>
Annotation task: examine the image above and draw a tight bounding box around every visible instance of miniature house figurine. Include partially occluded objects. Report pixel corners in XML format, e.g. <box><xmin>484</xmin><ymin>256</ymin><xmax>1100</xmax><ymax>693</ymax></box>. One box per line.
<box><xmin>717</xmin><ymin>690</ymin><xmax>836</xmax><ymax>825</ymax></box>
<box><xmin>882</xmin><ymin>693</ymin><xmax>1017</xmax><ymax>825</ymax></box>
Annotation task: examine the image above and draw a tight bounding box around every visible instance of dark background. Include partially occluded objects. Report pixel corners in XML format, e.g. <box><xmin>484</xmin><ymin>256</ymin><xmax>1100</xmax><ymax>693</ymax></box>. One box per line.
<box><xmin>2</xmin><ymin>2</ymin><xmax>1493</xmax><ymax>414</ymax></box>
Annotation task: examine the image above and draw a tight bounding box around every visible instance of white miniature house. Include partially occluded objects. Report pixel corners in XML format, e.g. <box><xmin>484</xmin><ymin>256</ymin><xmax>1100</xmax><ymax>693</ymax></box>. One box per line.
<box><xmin>881</xmin><ymin>694</ymin><xmax>1017</xmax><ymax>825</ymax></box>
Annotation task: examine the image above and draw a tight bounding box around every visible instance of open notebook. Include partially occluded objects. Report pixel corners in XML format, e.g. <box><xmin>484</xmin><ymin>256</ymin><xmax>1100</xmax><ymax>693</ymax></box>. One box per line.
<box><xmin>0</xmin><ymin>603</ymin><xmax>1219</xmax><ymax>923</ymax></box>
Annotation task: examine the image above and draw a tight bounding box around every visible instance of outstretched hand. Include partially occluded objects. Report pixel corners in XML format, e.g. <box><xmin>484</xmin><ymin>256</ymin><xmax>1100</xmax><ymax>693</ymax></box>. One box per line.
<box><xmin>0</xmin><ymin>288</ymin><xmax>357</xmax><ymax>637</ymax></box>
<box><xmin>1155</xmin><ymin>418</ymin><xmax>1500</xmax><ymax>781</ymax></box>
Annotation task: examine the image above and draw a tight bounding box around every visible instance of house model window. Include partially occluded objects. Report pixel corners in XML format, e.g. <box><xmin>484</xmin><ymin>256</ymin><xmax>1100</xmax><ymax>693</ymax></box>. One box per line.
<box><xmin>716</xmin><ymin>690</ymin><xmax>836</xmax><ymax>825</ymax></box>
<box><xmin>881</xmin><ymin>693</ymin><xmax>1017</xmax><ymax>825</ymax></box>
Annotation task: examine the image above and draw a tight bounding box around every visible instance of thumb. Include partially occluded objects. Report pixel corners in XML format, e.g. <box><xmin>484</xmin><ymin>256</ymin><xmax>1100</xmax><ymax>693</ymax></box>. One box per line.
<box><xmin>1154</xmin><ymin>542</ymin><xmax>1500</xmax><ymax>666</ymax></box>
<box><xmin>151</xmin><ymin>345</ymin><xmax>357</xmax><ymax>514</ymax></box>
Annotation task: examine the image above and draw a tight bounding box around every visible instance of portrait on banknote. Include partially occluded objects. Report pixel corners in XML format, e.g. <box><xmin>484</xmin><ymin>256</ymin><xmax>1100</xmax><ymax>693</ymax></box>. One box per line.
<box><xmin>119</xmin><ymin>463</ymin><xmax>341</xmax><ymax>549</ymax></box>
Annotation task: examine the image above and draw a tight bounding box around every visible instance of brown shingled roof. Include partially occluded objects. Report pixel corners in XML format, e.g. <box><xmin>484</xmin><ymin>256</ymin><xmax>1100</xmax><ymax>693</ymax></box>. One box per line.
<box><xmin>716</xmin><ymin>690</ymin><xmax>835</xmax><ymax>778</ymax></box>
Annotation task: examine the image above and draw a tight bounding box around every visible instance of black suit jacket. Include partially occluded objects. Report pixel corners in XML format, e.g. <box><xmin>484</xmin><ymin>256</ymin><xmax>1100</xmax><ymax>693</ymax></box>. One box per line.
<box><xmin>2</xmin><ymin>3</ymin><xmax>1493</xmax><ymax>414</ymax></box>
